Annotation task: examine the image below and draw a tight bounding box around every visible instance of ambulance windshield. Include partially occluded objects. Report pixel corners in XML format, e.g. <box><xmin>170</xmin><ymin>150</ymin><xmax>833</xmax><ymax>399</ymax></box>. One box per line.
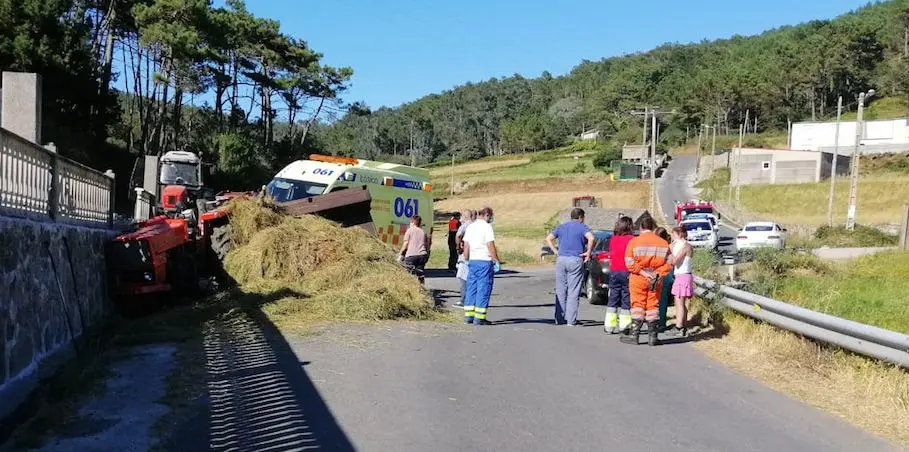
<box><xmin>266</xmin><ymin>178</ymin><xmax>327</xmax><ymax>202</ymax></box>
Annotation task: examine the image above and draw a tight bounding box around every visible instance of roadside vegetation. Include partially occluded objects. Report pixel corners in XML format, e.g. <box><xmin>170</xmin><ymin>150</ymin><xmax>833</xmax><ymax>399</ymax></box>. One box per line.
<box><xmin>673</xmin><ymin>131</ymin><xmax>790</xmax><ymax>155</ymax></box>
<box><xmin>693</xmin><ymin>155</ymin><xmax>906</xmax><ymax>248</ymax></box>
<box><xmin>690</xmin><ymin>247</ymin><xmax>909</xmax><ymax>446</ymax></box>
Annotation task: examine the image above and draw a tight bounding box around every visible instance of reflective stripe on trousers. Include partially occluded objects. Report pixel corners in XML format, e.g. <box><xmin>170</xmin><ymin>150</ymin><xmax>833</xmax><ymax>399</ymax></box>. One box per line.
<box><xmin>467</xmin><ymin>260</ymin><xmax>495</xmax><ymax>324</ymax></box>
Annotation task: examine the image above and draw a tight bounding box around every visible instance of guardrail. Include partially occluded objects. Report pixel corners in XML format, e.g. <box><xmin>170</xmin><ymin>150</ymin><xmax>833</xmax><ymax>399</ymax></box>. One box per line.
<box><xmin>694</xmin><ymin>276</ymin><xmax>909</xmax><ymax>368</ymax></box>
<box><xmin>0</xmin><ymin>128</ymin><xmax>115</xmax><ymax>227</ymax></box>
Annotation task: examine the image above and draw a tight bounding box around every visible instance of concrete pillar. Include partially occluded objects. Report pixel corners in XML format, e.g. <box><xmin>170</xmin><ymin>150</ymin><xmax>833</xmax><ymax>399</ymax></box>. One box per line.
<box><xmin>1</xmin><ymin>72</ymin><xmax>42</xmax><ymax>144</ymax></box>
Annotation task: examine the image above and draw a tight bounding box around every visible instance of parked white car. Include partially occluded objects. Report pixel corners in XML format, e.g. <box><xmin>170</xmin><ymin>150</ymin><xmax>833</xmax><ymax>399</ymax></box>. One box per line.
<box><xmin>680</xmin><ymin>219</ymin><xmax>718</xmax><ymax>250</ymax></box>
<box><xmin>735</xmin><ymin>221</ymin><xmax>787</xmax><ymax>250</ymax></box>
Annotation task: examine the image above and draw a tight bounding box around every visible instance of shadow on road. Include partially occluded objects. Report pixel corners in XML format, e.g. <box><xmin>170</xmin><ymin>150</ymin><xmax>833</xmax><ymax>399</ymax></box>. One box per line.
<box><xmin>163</xmin><ymin>288</ymin><xmax>357</xmax><ymax>452</ymax></box>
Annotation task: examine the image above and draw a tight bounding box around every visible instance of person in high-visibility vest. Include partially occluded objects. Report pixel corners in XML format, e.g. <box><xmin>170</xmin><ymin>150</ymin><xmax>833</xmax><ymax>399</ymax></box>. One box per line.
<box><xmin>604</xmin><ymin>216</ymin><xmax>635</xmax><ymax>334</ymax></box>
<box><xmin>462</xmin><ymin>207</ymin><xmax>500</xmax><ymax>325</ymax></box>
<box><xmin>621</xmin><ymin>217</ymin><xmax>673</xmax><ymax>346</ymax></box>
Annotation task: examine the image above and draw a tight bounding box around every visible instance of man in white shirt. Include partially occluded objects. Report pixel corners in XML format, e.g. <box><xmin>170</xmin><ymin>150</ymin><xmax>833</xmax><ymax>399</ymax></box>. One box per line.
<box><xmin>462</xmin><ymin>207</ymin><xmax>500</xmax><ymax>325</ymax></box>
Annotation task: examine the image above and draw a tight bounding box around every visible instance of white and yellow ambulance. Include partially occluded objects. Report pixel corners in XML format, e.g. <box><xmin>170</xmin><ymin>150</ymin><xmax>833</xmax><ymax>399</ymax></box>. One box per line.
<box><xmin>265</xmin><ymin>154</ymin><xmax>434</xmax><ymax>248</ymax></box>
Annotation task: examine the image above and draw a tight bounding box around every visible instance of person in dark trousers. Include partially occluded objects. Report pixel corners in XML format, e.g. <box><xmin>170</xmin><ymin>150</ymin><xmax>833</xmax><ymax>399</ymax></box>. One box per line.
<box><xmin>546</xmin><ymin>208</ymin><xmax>595</xmax><ymax>326</ymax></box>
<box><xmin>604</xmin><ymin>216</ymin><xmax>635</xmax><ymax>334</ymax></box>
<box><xmin>654</xmin><ymin>227</ymin><xmax>675</xmax><ymax>332</ymax></box>
<box><xmin>447</xmin><ymin>213</ymin><xmax>461</xmax><ymax>271</ymax></box>
<box><xmin>400</xmin><ymin>215</ymin><xmax>430</xmax><ymax>283</ymax></box>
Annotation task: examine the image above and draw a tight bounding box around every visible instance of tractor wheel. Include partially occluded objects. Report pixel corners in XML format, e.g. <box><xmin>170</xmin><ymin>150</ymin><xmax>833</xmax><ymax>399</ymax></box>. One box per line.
<box><xmin>210</xmin><ymin>223</ymin><xmax>233</xmax><ymax>261</ymax></box>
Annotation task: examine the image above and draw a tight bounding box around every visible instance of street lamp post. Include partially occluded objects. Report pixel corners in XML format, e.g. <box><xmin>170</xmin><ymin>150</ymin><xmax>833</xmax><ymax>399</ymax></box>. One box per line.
<box><xmin>845</xmin><ymin>89</ymin><xmax>875</xmax><ymax>231</ymax></box>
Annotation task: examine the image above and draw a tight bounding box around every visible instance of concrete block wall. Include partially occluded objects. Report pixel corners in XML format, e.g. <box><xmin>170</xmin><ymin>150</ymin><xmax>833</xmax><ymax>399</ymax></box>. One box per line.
<box><xmin>696</xmin><ymin>153</ymin><xmax>729</xmax><ymax>182</ymax></box>
<box><xmin>0</xmin><ymin>216</ymin><xmax>113</xmax><ymax>420</ymax></box>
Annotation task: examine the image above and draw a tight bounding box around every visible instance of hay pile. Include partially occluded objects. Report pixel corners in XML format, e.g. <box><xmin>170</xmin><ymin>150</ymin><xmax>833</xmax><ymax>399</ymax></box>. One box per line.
<box><xmin>221</xmin><ymin>198</ymin><xmax>434</xmax><ymax>323</ymax></box>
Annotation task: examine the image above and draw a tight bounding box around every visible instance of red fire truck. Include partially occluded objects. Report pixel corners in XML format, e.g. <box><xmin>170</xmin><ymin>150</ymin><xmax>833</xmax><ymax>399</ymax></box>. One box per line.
<box><xmin>673</xmin><ymin>200</ymin><xmax>716</xmax><ymax>224</ymax></box>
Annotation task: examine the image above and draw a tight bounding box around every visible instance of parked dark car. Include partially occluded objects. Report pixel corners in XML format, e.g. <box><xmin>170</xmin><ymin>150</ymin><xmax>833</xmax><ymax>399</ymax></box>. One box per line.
<box><xmin>580</xmin><ymin>230</ymin><xmax>613</xmax><ymax>304</ymax></box>
<box><xmin>580</xmin><ymin>229</ymin><xmax>639</xmax><ymax>304</ymax></box>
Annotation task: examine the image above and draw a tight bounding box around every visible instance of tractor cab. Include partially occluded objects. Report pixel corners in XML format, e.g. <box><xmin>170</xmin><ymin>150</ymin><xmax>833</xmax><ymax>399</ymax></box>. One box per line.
<box><xmin>156</xmin><ymin>151</ymin><xmax>216</xmax><ymax>228</ymax></box>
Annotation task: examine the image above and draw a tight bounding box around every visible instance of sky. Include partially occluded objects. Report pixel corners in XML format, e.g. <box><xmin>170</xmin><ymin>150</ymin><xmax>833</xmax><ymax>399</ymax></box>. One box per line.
<box><xmin>236</xmin><ymin>0</ymin><xmax>872</xmax><ymax>110</ymax></box>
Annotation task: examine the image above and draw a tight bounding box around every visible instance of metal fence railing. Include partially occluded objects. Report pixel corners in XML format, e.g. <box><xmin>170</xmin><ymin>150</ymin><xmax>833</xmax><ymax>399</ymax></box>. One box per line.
<box><xmin>695</xmin><ymin>276</ymin><xmax>909</xmax><ymax>368</ymax></box>
<box><xmin>0</xmin><ymin>128</ymin><xmax>115</xmax><ymax>227</ymax></box>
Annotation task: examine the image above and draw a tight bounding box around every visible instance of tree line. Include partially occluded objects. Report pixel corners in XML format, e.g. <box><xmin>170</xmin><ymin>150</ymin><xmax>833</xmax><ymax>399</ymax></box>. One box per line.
<box><xmin>1</xmin><ymin>0</ymin><xmax>351</xmax><ymax>193</ymax></box>
<box><xmin>321</xmin><ymin>0</ymin><xmax>909</xmax><ymax>165</ymax></box>
<box><xmin>3</xmin><ymin>0</ymin><xmax>909</xmax><ymax>198</ymax></box>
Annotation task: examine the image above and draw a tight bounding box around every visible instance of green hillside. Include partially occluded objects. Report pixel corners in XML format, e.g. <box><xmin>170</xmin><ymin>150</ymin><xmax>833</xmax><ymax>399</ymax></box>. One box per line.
<box><xmin>321</xmin><ymin>1</ymin><xmax>909</xmax><ymax>164</ymax></box>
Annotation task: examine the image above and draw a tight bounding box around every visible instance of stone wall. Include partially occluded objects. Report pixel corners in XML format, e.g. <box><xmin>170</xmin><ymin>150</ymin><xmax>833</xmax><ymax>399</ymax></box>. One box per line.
<box><xmin>0</xmin><ymin>216</ymin><xmax>113</xmax><ymax>420</ymax></box>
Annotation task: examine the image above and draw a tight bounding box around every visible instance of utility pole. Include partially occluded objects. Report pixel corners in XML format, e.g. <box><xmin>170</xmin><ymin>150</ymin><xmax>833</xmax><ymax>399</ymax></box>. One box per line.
<box><xmin>826</xmin><ymin>96</ymin><xmax>843</xmax><ymax>227</ymax></box>
<box><xmin>743</xmin><ymin>110</ymin><xmax>750</xmax><ymax>137</ymax></box>
<box><xmin>651</xmin><ymin>112</ymin><xmax>658</xmax><ymax>213</ymax></box>
<box><xmin>629</xmin><ymin>107</ymin><xmax>677</xmax><ymax>213</ymax></box>
<box><xmin>846</xmin><ymin>89</ymin><xmax>875</xmax><ymax>230</ymax></box>
<box><xmin>450</xmin><ymin>153</ymin><xmax>455</xmax><ymax>196</ymax></box>
<box><xmin>708</xmin><ymin>124</ymin><xmax>717</xmax><ymax>174</ymax></box>
<box><xmin>642</xmin><ymin>107</ymin><xmax>649</xmax><ymax>145</ymax></box>
<box><xmin>695</xmin><ymin>125</ymin><xmax>704</xmax><ymax>182</ymax></box>
<box><xmin>409</xmin><ymin>118</ymin><xmax>415</xmax><ymax>167</ymax></box>
<box><xmin>735</xmin><ymin>124</ymin><xmax>744</xmax><ymax>207</ymax></box>
<box><xmin>731</xmin><ymin>123</ymin><xmax>743</xmax><ymax>206</ymax></box>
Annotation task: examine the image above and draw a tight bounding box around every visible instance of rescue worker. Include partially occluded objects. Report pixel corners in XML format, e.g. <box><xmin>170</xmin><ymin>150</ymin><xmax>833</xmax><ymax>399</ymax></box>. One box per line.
<box><xmin>462</xmin><ymin>207</ymin><xmax>499</xmax><ymax>325</ymax></box>
<box><xmin>621</xmin><ymin>217</ymin><xmax>672</xmax><ymax>346</ymax></box>
<box><xmin>604</xmin><ymin>216</ymin><xmax>635</xmax><ymax>334</ymax></box>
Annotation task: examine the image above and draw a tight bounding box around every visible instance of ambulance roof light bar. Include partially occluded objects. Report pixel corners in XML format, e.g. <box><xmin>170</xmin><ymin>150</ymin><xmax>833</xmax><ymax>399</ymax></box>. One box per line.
<box><xmin>309</xmin><ymin>154</ymin><xmax>360</xmax><ymax>166</ymax></box>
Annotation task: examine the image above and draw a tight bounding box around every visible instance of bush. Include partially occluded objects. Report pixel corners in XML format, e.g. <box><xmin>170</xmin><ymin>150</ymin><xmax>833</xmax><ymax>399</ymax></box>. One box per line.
<box><xmin>813</xmin><ymin>225</ymin><xmax>898</xmax><ymax>248</ymax></box>
<box><xmin>743</xmin><ymin>248</ymin><xmax>829</xmax><ymax>297</ymax></box>
<box><xmin>592</xmin><ymin>145</ymin><xmax>621</xmax><ymax>170</ymax></box>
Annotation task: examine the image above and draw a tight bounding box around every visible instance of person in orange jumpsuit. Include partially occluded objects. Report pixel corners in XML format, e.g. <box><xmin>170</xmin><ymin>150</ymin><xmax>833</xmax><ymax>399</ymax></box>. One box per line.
<box><xmin>621</xmin><ymin>217</ymin><xmax>673</xmax><ymax>346</ymax></box>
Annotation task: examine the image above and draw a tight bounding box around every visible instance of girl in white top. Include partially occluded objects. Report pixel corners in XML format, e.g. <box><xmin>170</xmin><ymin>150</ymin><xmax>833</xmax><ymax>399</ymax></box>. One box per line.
<box><xmin>669</xmin><ymin>227</ymin><xmax>694</xmax><ymax>336</ymax></box>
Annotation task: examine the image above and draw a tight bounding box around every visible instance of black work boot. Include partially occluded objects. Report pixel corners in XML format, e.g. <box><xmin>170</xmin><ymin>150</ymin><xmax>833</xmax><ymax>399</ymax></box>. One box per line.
<box><xmin>620</xmin><ymin>320</ymin><xmax>643</xmax><ymax>345</ymax></box>
<box><xmin>648</xmin><ymin>321</ymin><xmax>660</xmax><ymax>346</ymax></box>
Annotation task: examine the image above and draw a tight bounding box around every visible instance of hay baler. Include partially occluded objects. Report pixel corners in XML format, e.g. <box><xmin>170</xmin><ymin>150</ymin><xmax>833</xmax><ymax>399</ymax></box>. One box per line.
<box><xmin>106</xmin><ymin>151</ymin><xmax>375</xmax><ymax>300</ymax></box>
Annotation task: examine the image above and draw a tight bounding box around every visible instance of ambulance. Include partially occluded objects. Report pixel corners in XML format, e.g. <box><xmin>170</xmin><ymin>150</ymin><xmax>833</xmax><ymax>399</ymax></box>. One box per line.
<box><xmin>265</xmin><ymin>154</ymin><xmax>434</xmax><ymax>248</ymax></box>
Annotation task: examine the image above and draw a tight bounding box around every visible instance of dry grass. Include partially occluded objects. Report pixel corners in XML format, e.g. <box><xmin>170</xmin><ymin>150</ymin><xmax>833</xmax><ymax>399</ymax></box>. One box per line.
<box><xmin>430</xmin><ymin>157</ymin><xmax>531</xmax><ymax>178</ymax></box>
<box><xmin>696</xmin><ymin>314</ymin><xmax>909</xmax><ymax>447</ymax></box>
<box><xmin>740</xmin><ymin>175</ymin><xmax>909</xmax><ymax>225</ymax></box>
<box><xmin>435</xmin><ymin>185</ymin><xmax>649</xmax><ymax>231</ymax></box>
<box><xmin>222</xmin><ymin>199</ymin><xmax>442</xmax><ymax>331</ymax></box>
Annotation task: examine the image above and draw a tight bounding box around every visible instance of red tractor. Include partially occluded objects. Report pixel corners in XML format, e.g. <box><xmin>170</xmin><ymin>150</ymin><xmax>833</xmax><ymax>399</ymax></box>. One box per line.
<box><xmin>105</xmin><ymin>151</ymin><xmax>374</xmax><ymax>303</ymax></box>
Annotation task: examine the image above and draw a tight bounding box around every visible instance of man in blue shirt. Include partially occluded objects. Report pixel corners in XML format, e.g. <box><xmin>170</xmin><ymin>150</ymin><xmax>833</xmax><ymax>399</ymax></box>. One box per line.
<box><xmin>545</xmin><ymin>208</ymin><xmax>595</xmax><ymax>326</ymax></box>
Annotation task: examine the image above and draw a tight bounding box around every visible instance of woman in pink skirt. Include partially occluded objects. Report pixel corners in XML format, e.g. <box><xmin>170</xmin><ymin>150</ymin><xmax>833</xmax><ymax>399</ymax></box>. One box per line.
<box><xmin>669</xmin><ymin>227</ymin><xmax>694</xmax><ymax>336</ymax></box>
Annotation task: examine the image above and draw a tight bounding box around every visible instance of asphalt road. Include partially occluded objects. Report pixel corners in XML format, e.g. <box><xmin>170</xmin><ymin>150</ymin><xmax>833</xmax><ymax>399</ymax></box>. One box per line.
<box><xmin>157</xmin><ymin>155</ymin><xmax>898</xmax><ymax>451</ymax></box>
<box><xmin>658</xmin><ymin>154</ymin><xmax>738</xmax><ymax>255</ymax></box>
<box><xmin>268</xmin><ymin>270</ymin><xmax>898</xmax><ymax>452</ymax></box>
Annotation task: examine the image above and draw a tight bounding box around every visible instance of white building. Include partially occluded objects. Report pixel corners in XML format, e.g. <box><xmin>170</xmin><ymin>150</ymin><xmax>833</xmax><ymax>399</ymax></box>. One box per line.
<box><xmin>728</xmin><ymin>148</ymin><xmax>851</xmax><ymax>186</ymax></box>
<box><xmin>790</xmin><ymin>118</ymin><xmax>909</xmax><ymax>155</ymax></box>
<box><xmin>580</xmin><ymin>129</ymin><xmax>600</xmax><ymax>141</ymax></box>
